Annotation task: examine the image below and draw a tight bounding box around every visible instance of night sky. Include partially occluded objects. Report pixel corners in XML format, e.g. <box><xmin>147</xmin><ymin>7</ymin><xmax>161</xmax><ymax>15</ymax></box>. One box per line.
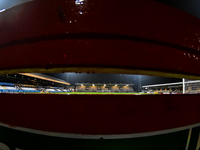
<box><xmin>155</xmin><ymin>0</ymin><xmax>200</xmax><ymax>19</ymax></box>
<box><xmin>44</xmin><ymin>73</ymin><xmax>182</xmax><ymax>91</ymax></box>
<box><xmin>2</xmin><ymin>0</ymin><xmax>200</xmax><ymax>90</ymax></box>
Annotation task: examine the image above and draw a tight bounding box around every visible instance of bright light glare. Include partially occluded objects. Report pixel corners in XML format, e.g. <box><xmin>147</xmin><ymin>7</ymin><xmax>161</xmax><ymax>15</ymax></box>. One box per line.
<box><xmin>104</xmin><ymin>84</ymin><xmax>106</xmax><ymax>86</ymax></box>
<box><xmin>75</xmin><ymin>0</ymin><xmax>85</xmax><ymax>5</ymax></box>
<box><xmin>92</xmin><ymin>84</ymin><xmax>94</xmax><ymax>86</ymax></box>
<box><xmin>115</xmin><ymin>84</ymin><xmax>117</xmax><ymax>86</ymax></box>
<box><xmin>0</xmin><ymin>9</ymin><xmax>6</xmax><ymax>13</ymax></box>
<box><xmin>0</xmin><ymin>0</ymin><xmax>32</xmax><ymax>10</ymax></box>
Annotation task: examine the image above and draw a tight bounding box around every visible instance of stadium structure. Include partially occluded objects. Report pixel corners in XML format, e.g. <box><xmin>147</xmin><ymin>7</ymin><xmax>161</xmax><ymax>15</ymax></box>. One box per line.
<box><xmin>1</xmin><ymin>0</ymin><xmax>200</xmax><ymax>150</ymax></box>
<box><xmin>0</xmin><ymin>73</ymin><xmax>135</xmax><ymax>94</ymax></box>
<box><xmin>1</xmin><ymin>73</ymin><xmax>200</xmax><ymax>95</ymax></box>
<box><xmin>142</xmin><ymin>79</ymin><xmax>200</xmax><ymax>94</ymax></box>
<box><xmin>0</xmin><ymin>73</ymin><xmax>73</xmax><ymax>93</ymax></box>
<box><xmin>75</xmin><ymin>83</ymin><xmax>134</xmax><ymax>93</ymax></box>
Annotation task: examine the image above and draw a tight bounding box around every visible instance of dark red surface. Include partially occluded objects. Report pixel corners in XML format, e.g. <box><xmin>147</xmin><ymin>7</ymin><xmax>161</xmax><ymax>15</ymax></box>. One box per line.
<box><xmin>0</xmin><ymin>0</ymin><xmax>200</xmax><ymax>135</ymax></box>
<box><xmin>0</xmin><ymin>0</ymin><xmax>199</xmax><ymax>77</ymax></box>
<box><xmin>0</xmin><ymin>93</ymin><xmax>200</xmax><ymax>134</ymax></box>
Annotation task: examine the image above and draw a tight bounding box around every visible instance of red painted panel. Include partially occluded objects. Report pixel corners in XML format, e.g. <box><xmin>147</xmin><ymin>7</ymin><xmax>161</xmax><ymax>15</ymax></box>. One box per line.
<box><xmin>0</xmin><ymin>0</ymin><xmax>200</xmax><ymax>137</ymax></box>
<box><xmin>0</xmin><ymin>93</ymin><xmax>200</xmax><ymax>134</ymax></box>
<box><xmin>1</xmin><ymin>39</ymin><xmax>200</xmax><ymax>77</ymax></box>
<box><xmin>0</xmin><ymin>0</ymin><xmax>199</xmax><ymax>77</ymax></box>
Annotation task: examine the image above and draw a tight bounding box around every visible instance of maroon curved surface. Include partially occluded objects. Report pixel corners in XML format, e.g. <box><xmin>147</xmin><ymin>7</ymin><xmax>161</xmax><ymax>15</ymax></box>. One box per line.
<box><xmin>0</xmin><ymin>93</ymin><xmax>200</xmax><ymax>134</ymax></box>
<box><xmin>0</xmin><ymin>0</ymin><xmax>199</xmax><ymax>78</ymax></box>
<box><xmin>0</xmin><ymin>0</ymin><xmax>200</xmax><ymax>136</ymax></box>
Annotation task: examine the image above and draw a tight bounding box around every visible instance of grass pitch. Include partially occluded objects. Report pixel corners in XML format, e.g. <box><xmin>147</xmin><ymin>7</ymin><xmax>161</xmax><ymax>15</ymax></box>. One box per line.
<box><xmin>51</xmin><ymin>92</ymin><xmax>146</xmax><ymax>95</ymax></box>
<box><xmin>21</xmin><ymin>92</ymin><xmax>147</xmax><ymax>95</ymax></box>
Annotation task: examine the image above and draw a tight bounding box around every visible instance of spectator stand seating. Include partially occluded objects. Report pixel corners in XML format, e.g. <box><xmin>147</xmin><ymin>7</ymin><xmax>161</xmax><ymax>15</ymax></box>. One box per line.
<box><xmin>0</xmin><ymin>82</ymin><xmax>69</xmax><ymax>93</ymax></box>
<box><xmin>0</xmin><ymin>82</ymin><xmax>18</xmax><ymax>93</ymax></box>
<box><xmin>21</xmin><ymin>87</ymin><xmax>41</xmax><ymax>93</ymax></box>
<box><xmin>46</xmin><ymin>89</ymin><xmax>58</xmax><ymax>93</ymax></box>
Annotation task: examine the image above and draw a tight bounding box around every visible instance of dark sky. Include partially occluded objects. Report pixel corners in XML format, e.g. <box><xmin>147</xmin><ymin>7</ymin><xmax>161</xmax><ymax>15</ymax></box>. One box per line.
<box><xmin>45</xmin><ymin>73</ymin><xmax>182</xmax><ymax>91</ymax></box>
<box><xmin>155</xmin><ymin>0</ymin><xmax>200</xmax><ymax>19</ymax></box>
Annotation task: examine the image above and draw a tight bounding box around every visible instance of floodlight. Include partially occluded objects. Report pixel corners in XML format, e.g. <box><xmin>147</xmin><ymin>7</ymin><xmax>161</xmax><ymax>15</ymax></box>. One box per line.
<box><xmin>0</xmin><ymin>9</ymin><xmax>6</xmax><ymax>13</ymax></box>
<box><xmin>75</xmin><ymin>0</ymin><xmax>85</xmax><ymax>5</ymax></box>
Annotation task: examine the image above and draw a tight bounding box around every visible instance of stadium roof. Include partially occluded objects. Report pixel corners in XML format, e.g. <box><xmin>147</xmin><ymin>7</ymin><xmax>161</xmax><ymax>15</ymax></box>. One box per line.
<box><xmin>75</xmin><ymin>83</ymin><xmax>134</xmax><ymax>86</ymax></box>
<box><xmin>19</xmin><ymin>73</ymin><xmax>70</xmax><ymax>85</ymax></box>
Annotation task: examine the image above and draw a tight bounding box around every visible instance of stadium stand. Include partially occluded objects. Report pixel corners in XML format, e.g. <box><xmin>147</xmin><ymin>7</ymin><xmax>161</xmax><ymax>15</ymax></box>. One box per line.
<box><xmin>142</xmin><ymin>80</ymin><xmax>200</xmax><ymax>94</ymax></box>
<box><xmin>0</xmin><ymin>81</ymin><xmax>71</xmax><ymax>93</ymax></box>
<box><xmin>1</xmin><ymin>86</ymin><xmax>19</xmax><ymax>93</ymax></box>
<box><xmin>4</xmin><ymin>87</ymin><xmax>17</xmax><ymax>90</ymax></box>
<box><xmin>75</xmin><ymin>83</ymin><xmax>134</xmax><ymax>93</ymax></box>
<box><xmin>76</xmin><ymin>86</ymin><xmax>86</xmax><ymax>92</ymax></box>
<box><xmin>0</xmin><ymin>82</ymin><xmax>18</xmax><ymax>92</ymax></box>
<box><xmin>88</xmin><ymin>86</ymin><xmax>97</xmax><ymax>92</ymax></box>
<box><xmin>0</xmin><ymin>82</ymin><xmax>15</xmax><ymax>86</ymax></box>
<box><xmin>21</xmin><ymin>87</ymin><xmax>36</xmax><ymax>90</ymax></box>
<box><xmin>0</xmin><ymin>86</ymin><xmax>5</xmax><ymax>90</ymax></box>
<box><xmin>21</xmin><ymin>87</ymin><xmax>40</xmax><ymax>93</ymax></box>
<box><xmin>111</xmin><ymin>86</ymin><xmax>119</xmax><ymax>92</ymax></box>
<box><xmin>63</xmin><ymin>89</ymin><xmax>70</xmax><ymax>92</ymax></box>
<box><xmin>46</xmin><ymin>89</ymin><xmax>59</xmax><ymax>93</ymax></box>
<box><xmin>120</xmin><ymin>86</ymin><xmax>134</xmax><ymax>93</ymax></box>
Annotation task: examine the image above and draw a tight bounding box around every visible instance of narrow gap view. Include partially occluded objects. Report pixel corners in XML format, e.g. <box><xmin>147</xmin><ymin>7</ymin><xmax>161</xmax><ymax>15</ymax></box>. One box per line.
<box><xmin>0</xmin><ymin>73</ymin><xmax>198</xmax><ymax>95</ymax></box>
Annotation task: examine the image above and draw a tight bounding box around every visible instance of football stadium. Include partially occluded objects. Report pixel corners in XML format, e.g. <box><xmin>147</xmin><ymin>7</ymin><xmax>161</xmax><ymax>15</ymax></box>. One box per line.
<box><xmin>0</xmin><ymin>0</ymin><xmax>200</xmax><ymax>150</ymax></box>
<box><xmin>0</xmin><ymin>73</ymin><xmax>190</xmax><ymax>95</ymax></box>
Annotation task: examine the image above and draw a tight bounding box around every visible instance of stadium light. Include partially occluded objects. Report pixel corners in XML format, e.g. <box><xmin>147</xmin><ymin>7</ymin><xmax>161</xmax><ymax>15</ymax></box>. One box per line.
<box><xmin>75</xmin><ymin>0</ymin><xmax>85</xmax><ymax>5</ymax></box>
<box><xmin>0</xmin><ymin>9</ymin><xmax>6</xmax><ymax>13</ymax></box>
<box><xmin>92</xmin><ymin>84</ymin><xmax>94</xmax><ymax>86</ymax></box>
<box><xmin>115</xmin><ymin>84</ymin><xmax>117</xmax><ymax>86</ymax></box>
<box><xmin>104</xmin><ymin>84</ymin><xmax>106</xmax><ymax>86</ymax></box>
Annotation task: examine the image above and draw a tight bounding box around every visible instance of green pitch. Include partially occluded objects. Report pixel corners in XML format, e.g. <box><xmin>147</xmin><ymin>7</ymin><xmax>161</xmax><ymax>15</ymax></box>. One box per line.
<box><xmin>21</xmin><ymin>92</ymin><xmax>147</xmax><ymax>95</ymax></box>
<box><xmin>53</xmin><ymin>92</ymin><xmax>146</xmax><ymax>95</ymax></box>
